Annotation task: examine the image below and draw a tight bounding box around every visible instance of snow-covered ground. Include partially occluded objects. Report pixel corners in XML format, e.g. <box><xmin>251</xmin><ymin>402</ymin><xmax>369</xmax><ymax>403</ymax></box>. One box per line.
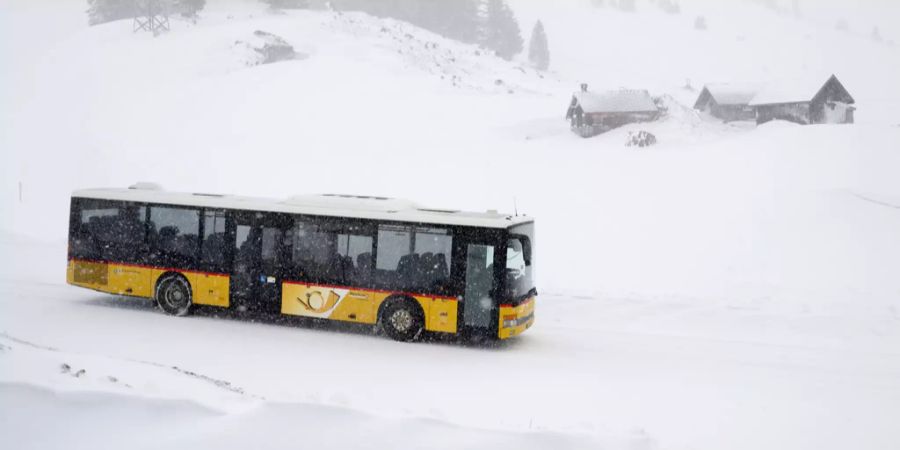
<box><xmin>4</xmin><ymin>234</ymin><xmax>900</xmax><ymax>450</ymax></box>
<box><xmin>2</xmin><ymin>1</ymin><xmax>900</xmax><ymax>449</ymax></box>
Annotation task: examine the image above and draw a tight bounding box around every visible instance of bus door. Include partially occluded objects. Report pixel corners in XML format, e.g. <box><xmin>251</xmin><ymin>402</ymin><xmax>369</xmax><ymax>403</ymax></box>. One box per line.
<box><xmin>231</xmin><ymin>212</ymin><xmax>291</xmax><ymax>312</ymax></box>
<box><xmin>462</xmin><ymin>242</ymin><xmax>499</xmax><ymax>330</ymax></box>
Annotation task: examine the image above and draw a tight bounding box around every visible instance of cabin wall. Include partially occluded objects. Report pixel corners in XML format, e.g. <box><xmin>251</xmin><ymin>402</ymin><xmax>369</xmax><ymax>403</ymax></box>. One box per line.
<box><xmin>811</xmin><ymin>100</ymin><xmax>855</xmax><ymax>124</ymax></box>
<box><xmin>589</xmin><ymin>112</ymin><xmax>658</xmax><ymax>128</ymax></box>
<box><xmin>571</xmin><ymin>111</ymin><xmax>658</xmax><ymax>138</ymax></box>
<box><xmin>568</xmin><ymin>110</ymin><xmax>658</xmax><ymax>138</ymax></box>
<box><xmin>756</xmin><ymin>103</ymin><xmax>810</xmax><ymax>125</ymax></box>
<box><xmin>711</xmin><ymin>104</ymin><xmax>756</xmax><ymax>122</ymax></box>
<box><xmin>844</xmin><ymin>107</ymin><xmax>855</xmax><ymax>124</ymax></box>
<box><xmin>807</xmin><ymin>77</ymin><xmax>855</xmax><ymax>124</ymax></box>
<box><xmin>810</xmin><ymin>85</ymin><xmax>855</xmax><ymax>124</ymax></box>
<box><xmin>815</xmin><ymin>78</ymin><xmax>854</xmax><ymax>105</ymax></box>
<box><xmin>696</xmin><ymin>96</ymin><xmax>755</xmax><ymax>123</ymax></box>
<box><xmin>694</xmin><ymin>90</ymin><xmax>713</xmax><ymax>111</ymax></box>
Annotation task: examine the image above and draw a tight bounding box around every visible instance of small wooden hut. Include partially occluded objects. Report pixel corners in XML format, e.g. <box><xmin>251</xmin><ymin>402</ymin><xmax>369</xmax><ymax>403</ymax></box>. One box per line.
<box><xmin>566</xmin><ymin>84</ymin><xmax>660</xmax><ymax>137</ymax></box>
<box><xmin>749</xmin><ymin>74</ymin><xmax>855</xmax><ymax>125</ymax></box>
<box><xmin>693</xmin><ymin>83</ymin><xmax>760</xmax><ymax>122</ymax></box>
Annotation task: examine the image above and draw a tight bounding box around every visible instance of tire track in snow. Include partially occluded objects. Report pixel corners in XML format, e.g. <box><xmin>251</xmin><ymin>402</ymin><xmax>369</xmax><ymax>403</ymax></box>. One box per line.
<box><xmin>0</xmin><ymin>331</ymin><xmax>262</xmax><ymax>400</ymax></box>
<box><xmin>851</xmin><ymin>192</ymin><xmax>900</xmax><ymax>210</ymax></box>
<box><xmin>0</xmin><ymin>331</ymin><xmax>59</xmax><ymax>351</ymax></box>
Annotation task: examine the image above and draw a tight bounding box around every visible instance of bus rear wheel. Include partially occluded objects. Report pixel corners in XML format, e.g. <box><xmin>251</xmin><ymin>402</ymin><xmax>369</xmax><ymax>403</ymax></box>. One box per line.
<box><xmin>156</xmin><ymin>275</ymin><xmax>193</xmax><ymax>317</ymax></box>
<box><xmin>380</xmin><ymin>298</ymin><xmax>424</xmax><ymax>342</ymax></box>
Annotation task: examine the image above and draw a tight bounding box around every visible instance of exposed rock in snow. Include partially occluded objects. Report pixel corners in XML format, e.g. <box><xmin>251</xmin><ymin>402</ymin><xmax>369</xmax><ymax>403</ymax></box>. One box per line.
<box><xmin>327</xmin><ymin>12</ymin><xmax>555</xmax><ymax>94</ymax></box>
<box><xmin>234</xmin><ymin>30</ymin><xmax>301</xmax><ymax>66</ymax></box>
<box><xmin>626</xmin><ymin>130</ymin><xmax>657</xmax><ymax>147</ymax></box>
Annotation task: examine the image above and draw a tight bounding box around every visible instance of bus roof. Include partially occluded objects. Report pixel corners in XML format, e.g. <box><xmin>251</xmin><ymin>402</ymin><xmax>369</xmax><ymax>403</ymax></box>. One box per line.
<box><xmin>72</xmin><ymin>186</ymin><xmax>534</xmax><ymax>230</ymax></box>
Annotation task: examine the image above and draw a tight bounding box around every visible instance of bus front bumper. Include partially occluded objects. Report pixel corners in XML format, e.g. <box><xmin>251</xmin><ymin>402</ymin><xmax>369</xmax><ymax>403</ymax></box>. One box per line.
<box><xmin>498</xmin><ymin>297</ymin><xmax>536</xmax><ymax>339</ymax></box>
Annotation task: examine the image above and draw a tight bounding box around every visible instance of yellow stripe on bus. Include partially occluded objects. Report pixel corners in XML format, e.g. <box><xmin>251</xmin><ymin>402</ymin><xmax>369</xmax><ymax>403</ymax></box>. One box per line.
<box><xmin>67</xmin><ymin>259</ymin><xmax>230</xmax><ymax>307</ymax></box>
<box><xmin>68</xmin><ymin>259</ymin><xmax>457</xmax><ymax>333</ymax></box>
<box><xmin>281</xmin><ymin>282</ymin><xmax>459</xmax><ymax>333</ymax></box>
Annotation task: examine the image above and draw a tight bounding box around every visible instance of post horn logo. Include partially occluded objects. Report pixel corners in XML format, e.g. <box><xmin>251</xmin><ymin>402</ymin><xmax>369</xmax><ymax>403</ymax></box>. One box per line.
<box><xmin>297</xmin><ymin>289</ymin><xmax>341</xmax><ymax>313</ymax></box>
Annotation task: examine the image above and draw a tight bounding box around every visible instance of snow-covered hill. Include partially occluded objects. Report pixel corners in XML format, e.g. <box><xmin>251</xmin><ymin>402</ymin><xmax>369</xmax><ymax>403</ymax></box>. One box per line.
<box><xmin>2</xmin><ymin>1</ymin><xmax>900</xmax><ymax>449</ymax></box>
<box><xmin>3</xmin><ymin>0</ymin><xmax>899</xmax><ymax>302</ymax></box>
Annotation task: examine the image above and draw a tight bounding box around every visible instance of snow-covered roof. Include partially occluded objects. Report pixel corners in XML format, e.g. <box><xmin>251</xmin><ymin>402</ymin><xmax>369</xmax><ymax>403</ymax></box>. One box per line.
<box><xmin>700</xmin><ymin>83</ymin><xmax>761</xmax><ymax>106</ymax></box>
<box><xmin>573</xmin><ymin>89</ymin><xmax>658</xmax><ymax>113</ymax></box>
<box><xmin>749</xmin><ymin>74</ymin><xmax>846</xmax><ymax>106</ymax></box>
<box><xmin>72</xmin><ymin>187</ymin><xmax>533</xmax><ymax>229</ymax></box>
<box><xmin>282</xmin><ymin>194</ymin><xmax>421</xmax><ymax>212</ymax></box>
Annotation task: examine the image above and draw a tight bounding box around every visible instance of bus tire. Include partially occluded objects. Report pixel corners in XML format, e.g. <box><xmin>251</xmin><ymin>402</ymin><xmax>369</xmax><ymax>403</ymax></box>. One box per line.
<box><xmin>156</xmin><ymin>274</ymin><xmax>193</xmax><ymax>317</ymax></box>
<box><xmin>379</xmin><ymin>297</ymin><xmax>424</xmax><ymax>342</ymax></box>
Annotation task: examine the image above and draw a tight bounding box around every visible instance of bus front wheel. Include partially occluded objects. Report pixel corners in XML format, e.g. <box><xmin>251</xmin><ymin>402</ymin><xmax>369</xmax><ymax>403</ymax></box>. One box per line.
<box><xmin>380</xmin><ymin>298</ymin><xmax>424</xmax><ymax>342</ymax></box>
<box><xmin>156</xmin><ymin>274</ymin><xmax>193</xmax><ymax>317</ymax></box>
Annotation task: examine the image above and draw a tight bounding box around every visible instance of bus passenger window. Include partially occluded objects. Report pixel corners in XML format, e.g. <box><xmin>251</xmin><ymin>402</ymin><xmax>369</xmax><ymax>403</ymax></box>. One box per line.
<box><xmin>413</xmin><ymin>229</ymin><xmax>452</xmax><ymax>291</ymax></box>
<box><xmin>149</xmin><ymin>206</ymin><xmax>200</xmax><ymax>260</ymax></box>
<box><xmin>291</xmin><ymin>221</ymin><xmax>338</xmax><ymax>282</ymax></box>
<box><xmin>375</xmin><ymin>225</ymin><xmax>412</xmax><ymax>289</ymax></box>
<box><xmin>261</xmin><ymin>228</ymin><xmax>281</xmax><ymax>262</ymax></box>
<box><xmin>75</xmin><ymin>201</ymin><xmax>146</xmax><ymax>260</ymax></box>
<box><xmin>374</xmin><ymin>225</ymin><xmax>452</xmax><ymax>292</ymax></box>
<box><xmin>201</xmin><ymin>211</ymin><xmax>227</xmax><ymax>267</ymax></box>
<box><xmin>337</xmin><ymin>233</ymin><xmax>373</xmax><ymax>285</ymax></box>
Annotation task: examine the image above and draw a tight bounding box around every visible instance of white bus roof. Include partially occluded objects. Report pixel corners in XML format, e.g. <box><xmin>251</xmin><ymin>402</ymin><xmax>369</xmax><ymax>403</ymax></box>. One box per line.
<box><xmin>72</xmin><ymin>186</ymin><xmax>533</xmax><ymax>230</ymax></box>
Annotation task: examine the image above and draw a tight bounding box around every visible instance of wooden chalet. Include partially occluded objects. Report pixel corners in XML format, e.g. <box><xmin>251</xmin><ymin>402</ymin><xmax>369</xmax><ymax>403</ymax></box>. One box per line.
<box><xmin>566</xmin><ymin>84</ymin><xmax>660</xmax><ymax>137</ymax></box>
<box><xmin>749</xmin><ymin>74</ymin><xmax>855</xmax><ymax>125</ymax></box>
<box><xmin>694</xmin><ymin>83</ymin><xmax>760</xmax><ymax>122</ymax></box>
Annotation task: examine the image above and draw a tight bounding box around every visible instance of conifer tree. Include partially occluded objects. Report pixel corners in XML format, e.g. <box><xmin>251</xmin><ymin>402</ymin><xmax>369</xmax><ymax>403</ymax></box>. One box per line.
<box><xmin>261</xmin><ymin>0</ymin><xmax>309</xmax><ymax>10</ymax></box>
<box><xmin>332</xmin><ymin>0</ymin><xmax>480</xmax><ymax>44</ymax></box>
<box><xmin>617</xmin><ymin>0</ymin><xmax>636</xmax><ymax>12</ymax></box>
<box><xmin>443</xmin><ymin>0</ymin><xmax>481</xmax><ymax>44</ymax></box>
<box><xmin>411</xmin><ymin>0</ymin><xmax>480</xmax><ymax>44</ymax></box>
<box><xmin>694</xmin><ymin>15</ymin><xmax>707</xmax><ymax>31</ymax></box>
<box><xmin>872</xmin><ymin>26</ymin><xmax>882</xmax><ymax>42</ymax></box>
<box><xmin>481</xmin><ymin>0</ymin><xmax>523</xmax><ymax>61</ymax></box>
<box><xmin>86</xmin><ymin>0</ymin><xmax>134</xmax><ymax>26</ymax></box>
<box><xmin>178</xmin><ymin>0</ymin><xmax>206</xmax><ymax>18</ymax></box>
<box><xmin>528</xmin><ymin>20</ymin><xmax>549</xmax><ymax>71</ymax></box>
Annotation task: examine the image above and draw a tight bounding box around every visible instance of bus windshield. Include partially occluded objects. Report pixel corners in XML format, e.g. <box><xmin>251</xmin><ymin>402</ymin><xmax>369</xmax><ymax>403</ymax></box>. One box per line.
<box><xmin>505</xmin><ymin>223</ymin><xmax>535</xmax><ymax>302</ymax></box>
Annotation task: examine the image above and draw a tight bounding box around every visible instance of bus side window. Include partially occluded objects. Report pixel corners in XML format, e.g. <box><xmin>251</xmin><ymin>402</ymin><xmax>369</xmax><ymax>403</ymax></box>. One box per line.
<box><xmin>201</xmin><ymin>211</ymin><xmax>228</xmax><ymax>268</ymax></box>
<box><xmin>374</xmin><ymin>225</ymin><xmax>453</xmax><ymax>293</ymax></box>
<box><xmin>413</xmin><ymin>229</ymin><xmax>452</xmax><ymax>293</ymax></box>
<box><xmin>74</xmin><ymin>200</ymin><xmax>146</xmax><ymax>261</ymax></box>
<box><xmin>375</xmin><ymin>225</ymin><xmax>412</xmax><ymax>289</ymax></box>
<box><xmin>337</xmin><ymin>229</ymin><xmax>373</xmax><ymax>286</ymax></box>
<box><xmin>149</xmin><ymin>206</ymin><xmax>200</xmax><ymax>262</ymax></box>
<box><xmin>291</xmin><ymin>221</ymin><xmax>338</xmax><ymax>283</ymax></box>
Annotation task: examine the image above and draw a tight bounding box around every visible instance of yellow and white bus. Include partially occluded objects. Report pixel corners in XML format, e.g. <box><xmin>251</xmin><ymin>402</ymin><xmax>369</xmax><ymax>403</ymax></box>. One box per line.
<box><xmin>67</xmin><ymin>184</ymin><xmax>535</xmax><ymax>341</ymax></box>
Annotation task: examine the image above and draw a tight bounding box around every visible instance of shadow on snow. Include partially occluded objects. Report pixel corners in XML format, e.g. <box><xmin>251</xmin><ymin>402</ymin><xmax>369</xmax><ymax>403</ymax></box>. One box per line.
<box><xmin>76</xmin><ymin>294</ymin><xmax>526</xmax><ymax>352</ymax></box>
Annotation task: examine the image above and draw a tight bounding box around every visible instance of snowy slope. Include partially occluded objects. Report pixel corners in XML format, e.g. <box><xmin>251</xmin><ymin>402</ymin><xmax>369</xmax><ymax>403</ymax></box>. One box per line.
<box><xmin>2</xmin><ymin>1</ymin><xmax>900</xmax><ymax>449</ymax></box>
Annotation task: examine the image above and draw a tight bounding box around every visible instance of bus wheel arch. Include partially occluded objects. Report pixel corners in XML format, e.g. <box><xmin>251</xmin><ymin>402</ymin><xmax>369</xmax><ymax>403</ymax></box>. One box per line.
<box><xmin>378</xmin><ymin>295</ymin><xmax>424</xmax><ymax>342</ymax></box>
<box><xmin>155</xmin><ymin>272</ymin><xmax>193</xmax><ymax>317</ymax></box>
